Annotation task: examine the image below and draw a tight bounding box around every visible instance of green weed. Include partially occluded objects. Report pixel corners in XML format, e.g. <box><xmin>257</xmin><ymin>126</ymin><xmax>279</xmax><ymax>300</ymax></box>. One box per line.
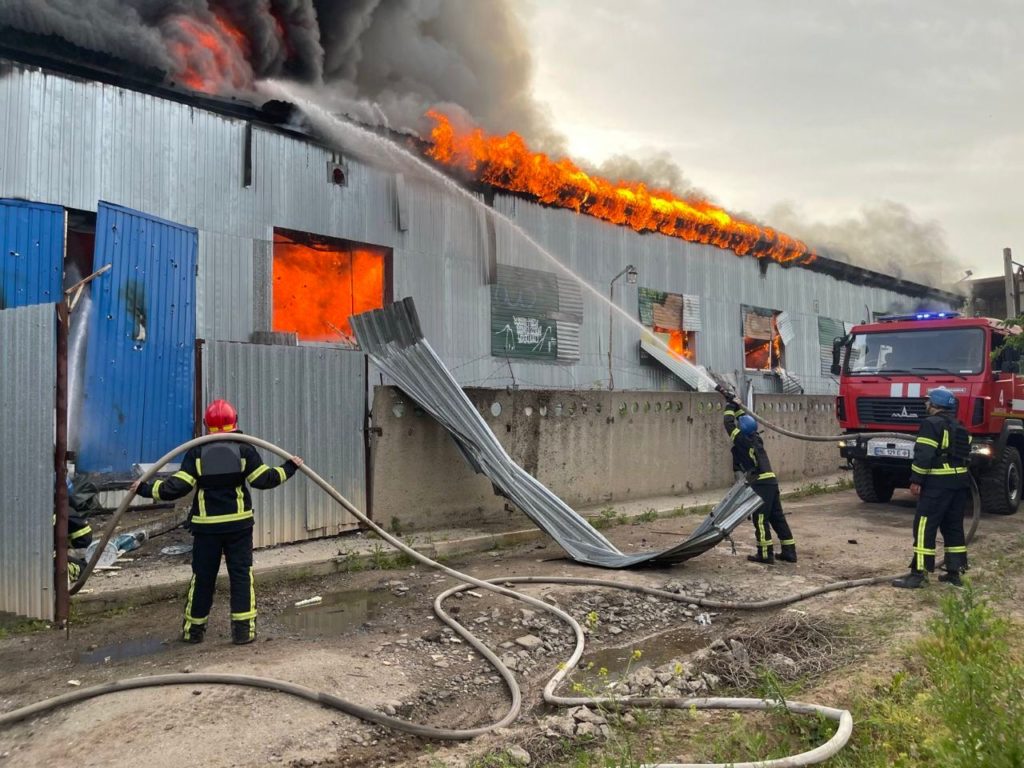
<box><xmin>592</xmin><ymin>507</ymin><xmax>621</xmax><ymax>530</ymax></box>
<box><xmin>632</xmin><ymin>509</ymin><xmax>658</xmax><ymax>525</ymax></box>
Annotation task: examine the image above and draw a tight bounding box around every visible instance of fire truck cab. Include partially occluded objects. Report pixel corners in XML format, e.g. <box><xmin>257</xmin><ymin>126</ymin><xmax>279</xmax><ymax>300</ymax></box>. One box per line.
<box><xmin>832</xmin><ymin>312</ymin><xmax>1024</xmax><ymax>515</ymax></box>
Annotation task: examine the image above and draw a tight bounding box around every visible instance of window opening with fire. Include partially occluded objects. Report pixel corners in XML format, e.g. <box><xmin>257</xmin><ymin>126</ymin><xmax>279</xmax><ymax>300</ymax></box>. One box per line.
<box><xmin>272</xmin><ymin>228</ymin><xmax>389</xmax><ymax>345</ymax></box>
<box><xmin>638</xmin><ymin>288</ymin><xmax>700</xmax><ymax>362</ymax></box>
<box><xmin>742</xmin><ymin>306</ymin><xmax>785</xmax><ymax>371</ymax></box>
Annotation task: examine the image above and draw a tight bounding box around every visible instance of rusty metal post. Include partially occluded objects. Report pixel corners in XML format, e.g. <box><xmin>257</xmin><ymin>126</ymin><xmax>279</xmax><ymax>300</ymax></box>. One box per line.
<box><xmin>1004</xmin><ymin>247</ymin><xmax>1015</xmax><ymax>319</ymax></box>
<box><xmin>54</xmin><ymin>302</ymin><xmax>70</xmax><ymax>627</ymax></box>
<box><xmin>194</xmin><ymin>338</ymin><xmax>205</xmax><ymax>437</ymax></box>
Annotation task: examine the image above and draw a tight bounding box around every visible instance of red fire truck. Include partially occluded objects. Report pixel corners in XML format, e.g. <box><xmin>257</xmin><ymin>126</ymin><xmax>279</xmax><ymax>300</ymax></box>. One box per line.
<box><xmin>832</xmin><ymin>312</ymin><xmax>1022</xmax><ymax>515</ymax></box>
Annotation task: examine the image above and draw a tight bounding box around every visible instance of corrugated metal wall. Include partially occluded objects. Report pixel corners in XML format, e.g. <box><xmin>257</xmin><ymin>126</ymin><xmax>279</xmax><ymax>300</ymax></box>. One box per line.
<box><xmin>203</xmin><ymin>342</ymin><xmax>364</xmax><ymax>547</ymax></box>
<box><xmin>78</xmin><ymin>203</ymin><xmax>197</xmax><ymax>473</ymax></box>
<box><xmin>0</xmin><ymin>304</ymin><xmax>55</xmax><ymax>621</ymax></box>
<box><xmin>0</xmin><ymin>199</ymin><xmax>64</xmax><ymax>310</ymax></box>
<box><xmin>0</xmin><ymin>60</ymin><xmax>958</xmax><ymax>406</ymax></box>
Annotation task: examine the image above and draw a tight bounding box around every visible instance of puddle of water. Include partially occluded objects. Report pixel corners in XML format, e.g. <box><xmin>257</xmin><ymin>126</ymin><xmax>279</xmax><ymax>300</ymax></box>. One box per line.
<box><xmin>278</xmin><ymin>589</ymin><xmax>401</xmax><ymax>634</ymax></box>
<box><xmin>77</xmin><ymin>636</ymin><xmax>167</xmax><ymax>664</ymax></box>
<box><xmin>575</xmin><ymin>628</ymin><xmax>705</xmax><ymax>685</ymax></box>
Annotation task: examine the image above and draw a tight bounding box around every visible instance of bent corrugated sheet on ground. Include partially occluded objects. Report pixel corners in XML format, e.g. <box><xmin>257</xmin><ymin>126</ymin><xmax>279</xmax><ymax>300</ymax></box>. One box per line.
<box><xmin>352</xmin><ymin>298</ymin><xmax>764</xmax><ymax>568</ymax></box>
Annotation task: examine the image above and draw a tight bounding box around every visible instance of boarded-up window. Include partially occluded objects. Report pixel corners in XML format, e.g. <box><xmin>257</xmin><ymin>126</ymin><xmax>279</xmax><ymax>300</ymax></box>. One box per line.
<box><xmin>491</xmin><ymin>265</ymin><xmax>582</xmax><ymax>361</ymax></box>
<box><xmin>272</xmin><ymin>228</ymin><xmax>389</xmax><ymax>345</ymax></box>
<box><xmin>638</xmin><ymin>288</ymin><xmax>699</xmax><ymax>362</ymax></box>
<box><xmin>742</xmin><ymin>305</ymin><xmax>785</xmax><ymax>370</ymax></box>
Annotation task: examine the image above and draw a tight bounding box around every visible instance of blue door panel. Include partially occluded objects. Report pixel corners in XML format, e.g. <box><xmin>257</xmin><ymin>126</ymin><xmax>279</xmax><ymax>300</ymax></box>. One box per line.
<box><xmin>78</xmin><ymin>203</ymin><xmax>197</xmax><ymax>473</ymax></box>
<box><xmin>0</xmin><ymin>199</ymin><xmax>64</xmax><ymax>309</ymax></box>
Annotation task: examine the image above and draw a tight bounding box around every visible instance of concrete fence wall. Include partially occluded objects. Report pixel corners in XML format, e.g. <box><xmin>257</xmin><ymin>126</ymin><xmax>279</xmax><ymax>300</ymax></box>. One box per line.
<box><xmin>370</xmin><ymin>386</ymin><xmax>839</xmax><ymax>532</ymax></box>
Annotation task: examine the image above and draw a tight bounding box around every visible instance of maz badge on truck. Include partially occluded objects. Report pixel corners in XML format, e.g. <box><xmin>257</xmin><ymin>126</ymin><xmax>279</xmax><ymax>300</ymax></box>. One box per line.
<box><xmin>867</xmin><ymin>438</ymin><xmax>914</xmax><ymax>458</ymax></box>
<box><xmin>890</xmin><ymin>406</ymin><xmax>919</xmax><ymax>419</ymax></box>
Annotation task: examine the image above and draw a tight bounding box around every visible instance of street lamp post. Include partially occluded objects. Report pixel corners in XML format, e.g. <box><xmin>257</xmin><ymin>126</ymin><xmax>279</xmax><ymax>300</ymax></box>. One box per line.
<box><xmin>608</xmin><ymin>264</ymin><xmax>638</xmax><ymax>390</ymax></box>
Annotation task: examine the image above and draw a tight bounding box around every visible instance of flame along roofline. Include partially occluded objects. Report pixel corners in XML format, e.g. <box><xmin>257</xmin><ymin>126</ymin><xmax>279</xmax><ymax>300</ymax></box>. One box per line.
<box><xmin>0</xmin><ymin>28</ymin><xmax>972</xmax><ymax>307</ymax></box>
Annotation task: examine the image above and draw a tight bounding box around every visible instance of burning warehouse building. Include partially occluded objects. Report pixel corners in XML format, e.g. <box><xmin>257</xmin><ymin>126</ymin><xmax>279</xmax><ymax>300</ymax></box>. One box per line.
<box><xmin>0</xmin><ymin>25</ymin><xmax>961</xmax><ymax>569</ymax></box>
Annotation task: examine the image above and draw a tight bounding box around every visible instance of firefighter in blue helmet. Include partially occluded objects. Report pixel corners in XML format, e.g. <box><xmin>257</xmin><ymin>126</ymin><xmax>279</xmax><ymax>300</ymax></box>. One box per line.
<box><xmin>723</xmin><ymin>401</ymin><xmax>797</xmax><ymax>564</ymax></box>
<box><xmin>892</xmin><ymin>387</ymin><xmax>971</xmax><ymax>589</ymax></box>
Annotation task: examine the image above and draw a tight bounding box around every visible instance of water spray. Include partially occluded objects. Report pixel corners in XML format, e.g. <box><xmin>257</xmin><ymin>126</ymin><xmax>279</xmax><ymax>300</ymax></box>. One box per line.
<box><xmin>258</xmin><ymin>81</ymin><xmax>914</xmax><ymax>449</ymax></box>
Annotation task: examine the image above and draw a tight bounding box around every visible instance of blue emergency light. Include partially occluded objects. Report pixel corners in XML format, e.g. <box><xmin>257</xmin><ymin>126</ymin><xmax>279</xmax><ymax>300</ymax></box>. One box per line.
<box><xmin>877</xmin><ymin>311</ymin><xmax>961</xmax><ymax>323</ymax></box>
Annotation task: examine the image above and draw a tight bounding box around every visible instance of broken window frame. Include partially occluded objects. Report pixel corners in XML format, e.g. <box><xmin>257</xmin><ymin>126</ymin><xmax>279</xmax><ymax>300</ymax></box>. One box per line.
<box><xmin>742</xmin><ymin>305</ymin><xmax>785</xmax><ymax>372</ymax></box>
<box><xmin>637</xmin><ymin>287</ymin><xmax>698</xmax><ymax>363</ymax></box>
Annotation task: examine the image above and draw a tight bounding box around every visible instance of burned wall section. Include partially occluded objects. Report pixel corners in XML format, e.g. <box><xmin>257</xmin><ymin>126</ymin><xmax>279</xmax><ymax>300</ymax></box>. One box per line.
<box><xmin>371</xmin><ymin>385</ymin><xmax>838</xmax><ymax>531</ymax></box>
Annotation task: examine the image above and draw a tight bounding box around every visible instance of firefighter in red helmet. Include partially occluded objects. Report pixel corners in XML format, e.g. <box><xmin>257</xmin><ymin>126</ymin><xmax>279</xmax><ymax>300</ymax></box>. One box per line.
<box><xmin>131</xmin><ymin>399</ymin><xmax>303</xmax><ymax>645</ymax></box>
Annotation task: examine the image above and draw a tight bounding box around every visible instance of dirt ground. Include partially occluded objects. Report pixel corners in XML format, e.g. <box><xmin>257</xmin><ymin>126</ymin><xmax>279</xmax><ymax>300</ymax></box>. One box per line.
<box><xmin>1</xmin><ymin>488</ymin><xmax>1022</xmax><ymax>768</ymax></box>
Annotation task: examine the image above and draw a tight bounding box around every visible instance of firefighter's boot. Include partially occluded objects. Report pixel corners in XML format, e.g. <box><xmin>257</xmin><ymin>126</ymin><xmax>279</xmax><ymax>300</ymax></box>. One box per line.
<box><xmin>778</xmin><ymin>544</ymin><xmax>798</xmax><ymax>563</ymax></box>
<box><xmin>938</xmin><ymin>570</ymin><xmax>964</xmax><ymax>587</ymax></box>
<box><xmin>181</xmin><ymin>623</ymin><xmax>206</xmax><ymax>644</ymax></box>
<box><xmin>232</xmin><ymin>620</ymin><xmax>256</xmax><ymax>645</ymax></box>
<box><xmin>891</xmin><ymin>571</ymin><xmax>927</xmax><ymax>589</ymax></box>
<box><xmin>746</xmin><ymin>552</ymin><xmax>774</xmax><ymax>565</ymax></box>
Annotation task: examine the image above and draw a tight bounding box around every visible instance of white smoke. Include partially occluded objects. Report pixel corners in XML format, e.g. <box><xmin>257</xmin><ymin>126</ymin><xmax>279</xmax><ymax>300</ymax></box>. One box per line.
<box><xmin>765</xmin><ymin>200</ymin><xmax>967</xmax><ymax>291</ymax></box>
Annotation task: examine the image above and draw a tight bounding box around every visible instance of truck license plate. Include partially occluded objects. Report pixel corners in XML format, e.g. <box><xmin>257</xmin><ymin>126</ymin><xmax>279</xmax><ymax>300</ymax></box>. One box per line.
<box><xmin>867</xmin><ymin>438</ymin><xmax>913</xmax><ymax>459</ymax></box>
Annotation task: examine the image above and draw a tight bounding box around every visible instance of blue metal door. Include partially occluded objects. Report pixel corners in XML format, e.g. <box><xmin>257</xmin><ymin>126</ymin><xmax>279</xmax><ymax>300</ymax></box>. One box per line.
<box><xmin>79</xmin><ymin>203</ymin><xmax>197</xmax><ymax>473</ymax></box>
<box><xmin>0</xmin><ymin>199</ymin><xmax>64</xmax><ymax>309</ymax></box>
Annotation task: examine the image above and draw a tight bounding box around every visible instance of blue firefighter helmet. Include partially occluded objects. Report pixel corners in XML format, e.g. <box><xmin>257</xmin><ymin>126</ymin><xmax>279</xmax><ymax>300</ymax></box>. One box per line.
<box><xmin>927</xmin><ymin>387</ymin><xmax>957</xmax><ymax>410</ymax></box>
<box><xmin>738</xmin><ymin>414</ymin><xmax>758</xmax><ymax>435</ymax></box>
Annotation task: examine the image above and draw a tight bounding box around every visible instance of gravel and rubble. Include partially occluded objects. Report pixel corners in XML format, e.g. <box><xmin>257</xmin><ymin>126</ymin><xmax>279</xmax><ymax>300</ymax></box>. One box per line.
<box><xmin>5</xmin><ymin>489</ymin><xmax>1020</xmax><ymax>768</ymax></box>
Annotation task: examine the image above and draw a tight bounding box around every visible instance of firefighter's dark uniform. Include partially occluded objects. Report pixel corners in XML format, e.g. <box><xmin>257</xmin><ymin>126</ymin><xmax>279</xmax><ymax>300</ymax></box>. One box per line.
<box><xmin>724</xmin><ymin>403</ymin><xmax>796</xmax><ymax>563</ymax></box>
<box><xmin>66</xmin><ymin>512</ymin><xmax>93</xmax><ymax>583</ymax></box>
<box><xmin>723</xmin><ymin>401</ymin><xmax>746</xmax><ymax>481</ymax></box>
<box><xmin>136</xmin><ymin>439</ymin><xmax>297</xmax><ymax>643</ymax></box>
<box><xmin>906</xmin><ymin>410</ymin><xmax>970</xmax><ymax>577</ymax></box>
<box><xmin>57</xmin><ymin>481</ymin><xmax>95</xmax><ymax>584</ymax></box>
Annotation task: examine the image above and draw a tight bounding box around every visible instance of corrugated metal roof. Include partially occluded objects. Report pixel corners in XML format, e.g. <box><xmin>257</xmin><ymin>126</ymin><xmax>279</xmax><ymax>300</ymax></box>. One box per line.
<box><xmin>353</xmin><ymin>298</ymin><xmax>762</xmax><ymax>568</ymax></box>
<box><xmin>203</xmin><ymin>341</ymin><xmax>364</xmax><ymax>547</ymax></box>
<box><xmin>0</xmin><ymin>303</ymin><xmax>55</xmax><ymax>620</ymax></box>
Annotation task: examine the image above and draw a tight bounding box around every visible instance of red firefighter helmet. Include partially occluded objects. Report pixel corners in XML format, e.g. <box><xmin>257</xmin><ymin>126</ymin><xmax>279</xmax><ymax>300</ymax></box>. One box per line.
<box><xmin>204</xmin><ymin>399</ymin><xmax>238</xmax><ymax>433</ymax></box>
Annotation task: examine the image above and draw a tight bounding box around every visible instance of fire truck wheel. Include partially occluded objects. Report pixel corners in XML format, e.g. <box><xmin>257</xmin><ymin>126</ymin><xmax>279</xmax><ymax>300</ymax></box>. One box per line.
<box><xmin>979</xmin><ymin>445</ymin><xmax>1022</xmax><ymax>515</ymax></box>
<box><xmin>852</xmin><ymin>460</ymin><xmax>895</xmax><ymax>503</ymax></box>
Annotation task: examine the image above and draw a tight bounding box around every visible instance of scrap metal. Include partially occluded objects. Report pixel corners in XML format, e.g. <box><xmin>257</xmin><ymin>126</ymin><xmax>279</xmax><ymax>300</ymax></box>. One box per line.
<box><xmin>352</xmin><ymin>298</ymin><xmax>763</xmax><ymax>568</ymax></box>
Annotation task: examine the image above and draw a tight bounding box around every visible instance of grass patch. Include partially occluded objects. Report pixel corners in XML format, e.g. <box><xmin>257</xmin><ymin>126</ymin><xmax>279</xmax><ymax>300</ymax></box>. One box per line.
<box><xmin>689</xmin><ymin>582</ymin><xmax>1024</xmax><ymax>767</ymax></box>
<box><xmin>631</xmin><ymin>509</ymin><xmax>658</xmax><ymax>525</ymax></box>
<box><xmin>0</xmin><ymin>618</ymin><xmax>52</xmax><ymax>639</ymax></box>
<box><xmin>784</xmin><ymin>477</ymin><xmax>853</xmax><ymax>500</ymax></box>
<box><xmin>591</xmin><ymin>506</ymin><xmax>626</xmax><ymax>530</ymax></box>
<box><xmin>667</xmin><ymin>503</ymin><xmax>711</xmax><ymax>519</ymax></box>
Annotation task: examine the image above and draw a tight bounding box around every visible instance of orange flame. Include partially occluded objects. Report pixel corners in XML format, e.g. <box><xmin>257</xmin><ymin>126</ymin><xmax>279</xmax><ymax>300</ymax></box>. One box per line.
<box><xmin>272</xmin><ymin>232</ymin><xmax>387</xmax><ymax>342</ymax></box>
<box><xmin>666</xmin><ymin>329</ymin><xmax>695</xmax><ymax>363</ymax></box>
<box><xmin>426</xmin><ymin>110</ymin><xmax>815</xmax><ymax>265</ymax></box>
<box><xmin>745</xmin><ymin>334</ymin><xmax>783</xmax><ymax>370</ymax></box>
<box><xmin>168</xmin><ymin>14</ymin><xmax>252</xmax><ymax>93</ymax></box>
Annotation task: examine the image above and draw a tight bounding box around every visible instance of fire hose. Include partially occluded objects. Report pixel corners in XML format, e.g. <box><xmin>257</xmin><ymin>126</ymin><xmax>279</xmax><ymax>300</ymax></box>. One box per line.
<box><xmin>4</xmin><ymin>434</ymin><xmax>981</xmax><ymax>767</ymax></box>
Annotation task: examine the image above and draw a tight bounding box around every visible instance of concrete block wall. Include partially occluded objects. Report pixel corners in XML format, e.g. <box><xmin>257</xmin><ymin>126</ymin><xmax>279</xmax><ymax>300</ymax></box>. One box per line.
<box><xmin>370</xmin><ymin>387</ymin><xmax>840</xmax><ymax>532</ymax></box>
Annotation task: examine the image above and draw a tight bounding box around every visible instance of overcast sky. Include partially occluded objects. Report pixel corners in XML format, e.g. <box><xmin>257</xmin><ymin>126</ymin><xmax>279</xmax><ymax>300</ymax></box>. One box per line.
<box><xmin>521</xmin><ymin>0</ymin><xmax>1022</xmax><ymax>279</ymax></box>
